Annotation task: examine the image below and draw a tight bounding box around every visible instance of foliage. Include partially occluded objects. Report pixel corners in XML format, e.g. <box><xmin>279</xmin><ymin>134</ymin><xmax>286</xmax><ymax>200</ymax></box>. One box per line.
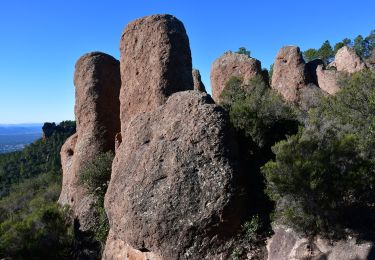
<box><xmin>318</xmin><ymin>40</ymin><xmax>334</xmax><ymax>65</ymax></box>
<box><xmin>0</xmin><ymin>121</ymin><xmax>76</xmax><ymax>259</ymax></box>
<box><xmin>0</xmin><ymin>173</ymin><xmax>75</xmax><ymax>259</ymax></box>
<box><xmin>334</xmin><ymin>38</ymin><xmax>351</xmax><ymax>54</ymax></box>
<box><xmin>236</xmin><ymin>47</ymin><xmax>251</xmax><ymax>57</ymax></box>
<box><xmin>303</xmin><ymin>48</ymin><xmax>319</xmax><ymax>62</ymax></box>
<box><xmin>304</xmin><ymin>29</ymin><xmax>374</xmax><ymax>63</ymax></box>
<box><xmin>242</xmin><ymin>214</ymin><xmax>262</xmax><ymax>242</ymax></box>
<box><xmin>0</xmin><ymin>120</ymin><xmax>76</xmax><ymax>198</ymax></box>
<box><xmin>220</xmin><ymin>76</ymin><xmax>300</xmax><ymax>148</ymax></box>
<box><xmin>263</xmin><ymin>70</ymin><xmax>375</xmax><ymax>237</ymax></box>
<box><xmin>79</xmin><ymin>151</ymin><xmax>114</xmax><ymax>243</ymax></box>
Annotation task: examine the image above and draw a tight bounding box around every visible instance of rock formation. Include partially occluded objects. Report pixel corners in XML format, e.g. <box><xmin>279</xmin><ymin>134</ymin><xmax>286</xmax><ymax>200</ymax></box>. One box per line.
<box><xmin>271</xmin><ymin>46</ymin><xmax>310</xmax><ymax>102</ymax></box>
<box><xmin>210</xmin><ymin>51</ymin><xmax>263</xmax><ymax>103</ymax></box>
<box><xmin>334</xmin><ymin>46</ymin><xmax>367</xmax><ymax>73</ymax></box>
<box><xmin>267</xmin><ymin>226</ymin><xmax>374</xmax><ymax>260</ymax></box>
<box><xmin>58</xmin><ymin>52</ymin><xmax>121</xmax><ymax>231</ymax></box>
<box><xmin>105</xmin><ymin>91</ymin><xmax>243</xmax><ymax>259</ymax></box>
<box><xmin>103</xmin><ymin>229</ymin><xmax>162</xmax><ymax>260</ymax></box>
<box><xmin>119</xmin><ymin>14</ymin><xmax>193</xmax><ymax>133</ymax></box>
<box><xmin>192</xmin><ymin>68</ymin><xmax>206</xmax><ymax>92</ymax></box>
<box><xmin>316</xmin><ymin>65</ymin><xmax>341</xmax><ymax>95</ymax></box>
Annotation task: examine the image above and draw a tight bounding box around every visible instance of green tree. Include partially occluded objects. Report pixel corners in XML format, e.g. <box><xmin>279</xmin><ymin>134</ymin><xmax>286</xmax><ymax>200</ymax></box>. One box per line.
<box><xmin>303</xmin><ymin>48</ymin><xmax>319</xmax><ymax>62</ymax></box>
<box><xmin>334</xmin><ymin>38</ymin><xmax>352</xmax><ymax>54</ymax></box>
<box><xmin>263</xmin><ymin>70</ymin><xmax>375</xmax><ymax>237</ymax></box>
<box><xmin>318</xmin><ymin>40</ymin><xmax>334</xmax><ymax>64</ymax></box>
<box><xmin>236</xmin><ymin>47</ymin><xmax>251</xmax><ymax>57</ymax></box>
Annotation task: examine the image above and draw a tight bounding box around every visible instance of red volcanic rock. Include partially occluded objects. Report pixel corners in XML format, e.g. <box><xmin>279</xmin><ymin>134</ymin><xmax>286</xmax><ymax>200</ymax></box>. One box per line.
<box><xmin>271</xmin><ymin>46</ymin><xmax>309</xmax><ymax>102</ymax></box>
<box><xmin>119</xmin><ymin>14</ymin><xmax>193</xmax><ymax>133</ymax></box>
<box><xmin>105</xmin><ymin>91</ymin><xmax>243</xmax><ymax>259</ymax></box>
<box><xmin>192</xmin><ymin>68</ymin><xmax>206</xmax><ymax>92</ymax></box>
<box><xmin>334</xmin><ymin>46</ymin><xmax>367</xmax><ymax>74</ymax></box>
<box><xmin>58</xmin><ymin>52</ymin><xmax>121</xmax><ymax>231</ymax></box>
<box><xmin>210</xmin><ymin>51</ymin><xmax>263</xmax><ymax>103</ymax></box>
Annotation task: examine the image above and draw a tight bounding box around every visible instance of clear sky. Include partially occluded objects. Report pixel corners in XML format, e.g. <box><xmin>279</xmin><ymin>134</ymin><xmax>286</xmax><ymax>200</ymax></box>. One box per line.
<box><xmin>0</xmin><ymin>0</ymin><xmax>374</xmax><ymax>123</ymax></box>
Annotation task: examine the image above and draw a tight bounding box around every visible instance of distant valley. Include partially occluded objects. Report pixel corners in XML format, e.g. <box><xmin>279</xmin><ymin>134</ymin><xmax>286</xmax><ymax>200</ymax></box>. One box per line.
<box><xmin>0</xmin><ymin>124</ymin><xmax>42</xmax><ymax>153</ymax></box>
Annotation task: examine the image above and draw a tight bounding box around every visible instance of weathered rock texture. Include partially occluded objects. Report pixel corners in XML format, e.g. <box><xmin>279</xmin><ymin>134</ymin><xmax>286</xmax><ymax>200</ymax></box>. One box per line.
<box><xmin>316</xmin><ymin>65</ymin><xmax>341</xmax><ymax>95</ymax></box>
<box><xmin>103</xmin><ymin>229</ymin><xmax>162</xmax><ymax>260</ymax></box>
<box><xmin>105</xmin><ymin>91</ymin><xmax>243</xmax><ymax>259</ymax></box>
<box><xmin>267</xmin><ymin>226</ymin><xmax>374</xmax><ymax>260</ymax></box>
<box><xmin>119</xmin><ymin>14</ymin><xmax>193</xmax><ymax>133</ymax></box>
<box><xmin>58</xmin><ymin>52</ymin><xmax>121</xmax><ymax>231</ymax></box>
<box><xmin>192</xmin><ymin>68</ymin><xmax>206</xmax><ymax>92</ymax></box>
<box><xmin>334</xmin><ymin>46</ymin><xmax>367</xmax><ymax>73</ymax></box>
<box><xmin>210</xmin><ymin>51</ymin><xmax>263</xmax><ymax>103</ymax></box>
<box><xmin>271</xmin><ymin>46</ymin><xmax>310</xmax><ymax>102</ymax></box>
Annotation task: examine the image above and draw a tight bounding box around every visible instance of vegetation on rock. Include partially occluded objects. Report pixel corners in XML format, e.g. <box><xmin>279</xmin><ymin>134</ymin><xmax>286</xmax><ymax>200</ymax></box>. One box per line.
<box><xmin>79</xmin><ymin>151</ymin><xmax>114</xmax><ymax>243</ymax></box>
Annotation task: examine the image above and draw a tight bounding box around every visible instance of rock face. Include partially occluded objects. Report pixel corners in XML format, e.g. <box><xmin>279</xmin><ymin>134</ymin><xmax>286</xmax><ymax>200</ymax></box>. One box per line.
<box><xmin>210</xmin><ymin>51</ymin><xmax>263</xmax><ymax>103</ymax></box>
<box><xmin>119</xmin><ymin>14</ymin><xmax>193</xmax><ymax>133</ymax></box>
<box><xmin>103</xmin><ymin>229</ymin><xmax>162</xmax><ymax>260</ymax></box>
<box><xmin>334</xmin><ymin>46</ymin><xmax>367</xmax><ymax>73</ymax></box>
<box><xmin>192</xmin><ymin>68</ymin><xmax>206</xmax><ymax>92</ymax></box>
<box><xmin>271</xmin><ymin>46</ymin><xmax>309</xmax><ymax>102</ymax></box>
<box><xmin>58</xmin><ymin>52</ymin><xmax>121</xmax><ymax>231</ymax></box>
<box><xmin>105</xmin><ymin>91</ymin><xmax>243</xmax><ymax>259</ymax></box>
<box><xmin>316</xmin><ymin>65</ymin><xmax>341</xmax><ymax>95</ymax></box>
<box><xmin>267</xmin><ymin>226</ymin><xmax>374</xmax><ymax>260</ymax></box>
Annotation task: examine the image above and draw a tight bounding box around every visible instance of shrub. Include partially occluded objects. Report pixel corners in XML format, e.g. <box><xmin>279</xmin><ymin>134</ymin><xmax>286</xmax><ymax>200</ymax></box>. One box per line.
<box><xmin>79</xmin><ymin>151</ymin><xmax>114</xmax><ymax>243</ymax></box>
<box><xmin>263</xmin><ymin>70</ymin><xmax>375</xmax><ymax>237</ymax></box>
<box><xmin>220</xmin><ymin>76</ymin><xmax>300</xmax><ymax>148</ymax></box>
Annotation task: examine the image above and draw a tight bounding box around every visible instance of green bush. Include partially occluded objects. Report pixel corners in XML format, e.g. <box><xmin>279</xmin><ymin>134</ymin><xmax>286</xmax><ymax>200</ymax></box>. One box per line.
<box><xmin>263</xmin><ymin>70</ymin><xmax>375</xmax><ymax>237</ymax></box>
<box><xmin>79</xmin><ymin>151</ymin><xmax>114</xmax><ymax>243</ymax></box>
<box><xmin>220</xmin><ymin>76</ymin><xmax>300</xmax><ymax>148</ymax></box>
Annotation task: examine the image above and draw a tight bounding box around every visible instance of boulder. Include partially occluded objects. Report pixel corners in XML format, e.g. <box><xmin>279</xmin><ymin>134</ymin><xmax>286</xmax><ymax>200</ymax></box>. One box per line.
<box><xmin>192</xmin><ymin>68</ymin><xmax>206</xmax><ymax>92</ymax></box>
<box><xmin>271</xmin><ymin>46</ymin><xmax>309</xmax><ymax>102</ymax></box>
<box><xmin>267</xmin><ymin>226</ymin><xmax>374</xmax><ymax>260</ymax></box>
<box><xmin>316</xmin><ymin>65</ymin><xmax>341</xmax><ymax>95</ymax></box>
<box><xmin>58</xmin><ymin>52</ymin><xmax>121</xmax><ymax>231</ymax></box>
<box><xmin>119</xmin><ymin>14</ymin><xmax>193</xmax><ymax>133</ymax></box>
<box><xmin>334</xmin><ymin>46</ymin><xmax>367</xmax><ymax>74</ymax></box>
<box><xmin>210</xmin><ymin>51</ymin><xmax>263</xmax><ymax>103</ymax></box>
<box><xmin>105</xmin><ymin>91</ymin><xmax>244</xmax><ymax>259</ymax></box>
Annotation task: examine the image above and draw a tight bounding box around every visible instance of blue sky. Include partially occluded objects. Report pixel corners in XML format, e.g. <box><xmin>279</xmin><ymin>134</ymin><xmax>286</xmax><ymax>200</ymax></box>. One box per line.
<box><xmin>0</xmin><ymin>0</ymin><xmax>374</xmax><ymax>123</ymax></box>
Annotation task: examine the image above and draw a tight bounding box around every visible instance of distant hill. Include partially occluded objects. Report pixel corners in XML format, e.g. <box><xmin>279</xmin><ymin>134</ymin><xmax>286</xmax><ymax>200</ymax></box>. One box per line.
<box><xmin>0</xmin><ymin>124</ymin><xmax>43</xmax><ymax>153</ymax></box>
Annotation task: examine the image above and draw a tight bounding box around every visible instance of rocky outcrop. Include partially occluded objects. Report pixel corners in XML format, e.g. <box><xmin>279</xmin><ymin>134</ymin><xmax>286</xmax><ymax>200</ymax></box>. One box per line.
<box><xmin>316</xmin><ymin>65</ymin><xmax>341</xmax><ymax>95</ymax></box>
<box><xmin>103</xmin><ymin>229</ymin><xmax>162</xmax><ymax>260</ymax></box>
<box><xmin>267</xmin><ymin>226</ymin><xmax>374</xmax><ymax>260</ymax></box>
<box><xmin>210</xmin><ymin>51</ymin><xmax>263</xmax><ymax>103</ymax></box>
<box><xmin>58</xmin><ymin>52</ymin><xmax>121</xmax><ymax>231</ymax></box>
<box><xmin>334</xmin><ymin>46</ymin><xmax>367</xmax><ymax>73</ymax></box>
<box><xmin>192</xmin><ymin>68</ymin><xmax>206</xmax><ymax>92</ymax></box>
<box><xmin>105</xmin><ymin>91</ymin><xmax>243</xmax><ymax>259</ymax></box>
<box><xmin>119</xmin><ymin>14</ymin><xmax>193</xmax><ymax>133</ymax></box>
<box><xmin>271</xmin><ymin>46</ymin><xmax>310</xmax><ymax>102</ymax></box>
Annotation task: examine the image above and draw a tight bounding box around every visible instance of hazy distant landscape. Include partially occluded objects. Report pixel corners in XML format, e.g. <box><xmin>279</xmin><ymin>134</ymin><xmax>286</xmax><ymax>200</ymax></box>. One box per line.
<box><xmin>0</xmin><ymin>124</ymin><xmax>42</xmax><ymax>153</ymax></box>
